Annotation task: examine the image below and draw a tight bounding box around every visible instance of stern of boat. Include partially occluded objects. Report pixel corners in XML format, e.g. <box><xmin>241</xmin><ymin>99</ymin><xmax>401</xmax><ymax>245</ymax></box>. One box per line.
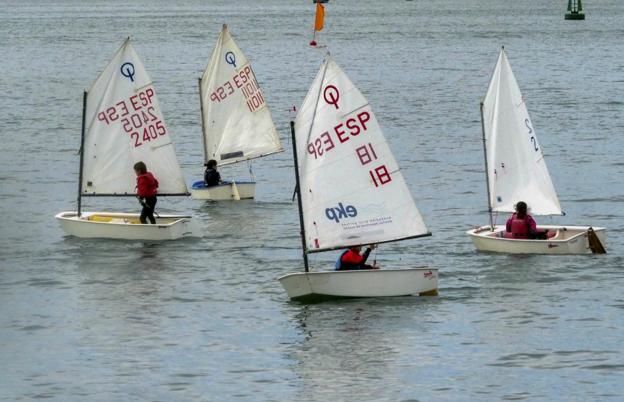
<box><xmin>190</xmin><ymin>181</ymin><xmax>255</xmax><ymax>200</ymax></box>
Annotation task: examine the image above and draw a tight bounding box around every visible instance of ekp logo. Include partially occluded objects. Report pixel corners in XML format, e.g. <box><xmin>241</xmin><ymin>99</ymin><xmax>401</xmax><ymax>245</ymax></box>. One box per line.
<box><xmin>325</xmin><ymin>202</ymin><xmax>357</xmax><ymax>223</ymax></box>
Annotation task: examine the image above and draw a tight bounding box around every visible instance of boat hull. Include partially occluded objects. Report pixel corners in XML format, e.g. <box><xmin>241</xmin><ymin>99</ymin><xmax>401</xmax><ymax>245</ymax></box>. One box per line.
<box><xmin>278</xmin><ymin>268</ymin><xmax>438</xmax><ymax>302</ymax></box>
<box><xmin>190</xmin><ymin>181</ymin><xmax>255</xmax><ymax>200</ymax></box>
<box><xmin>55</xmin><ymin>211</ymin><xmax>197</xmax><ymax>240</ymax></box>
<box><xmin>467</xmin><ymin>225</ymin><xmax>606</xmax><ymax>254</ymax></box>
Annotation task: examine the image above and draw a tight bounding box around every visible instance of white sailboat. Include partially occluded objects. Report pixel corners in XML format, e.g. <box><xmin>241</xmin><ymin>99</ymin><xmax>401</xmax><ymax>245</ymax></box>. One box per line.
<box><xmin>191</xmin><ymin>25</ymin><xmax>283</xmax><ymax>201</ymax></box>
<box><xmin>278</xmin><ymin>57</ymin><xmax>438</xmax><ymax>301</ymax></box>
<box><xmin>56</xmin><ymin>38</ymin><xmax>196</xmax><ymax>240</ymax></box>
<box><xmin>467</xmin><ymin>48</ymin><xmax>606</xmax><ymax>254</ymax></box>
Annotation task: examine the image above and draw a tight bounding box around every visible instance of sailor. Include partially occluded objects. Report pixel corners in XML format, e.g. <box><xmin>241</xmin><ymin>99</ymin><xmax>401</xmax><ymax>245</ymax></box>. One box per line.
<box><xmin>505</xmin><ymin>201</ymin><xmax>547</xmax><ymax>239</ymax></box>
<box><xmin>204</xmin><ymin>159</ymin><xmax>221</xmax><ymax>187</ymax></box>
<box><xmin>335</xmin><ymin>244</ymin><xmax>378</xmax><ymax>270</ymax></box>
<box><xmin>134</xmin><ymin>161</ymin><xmax>159</xmax><ymax>224</ymax></box>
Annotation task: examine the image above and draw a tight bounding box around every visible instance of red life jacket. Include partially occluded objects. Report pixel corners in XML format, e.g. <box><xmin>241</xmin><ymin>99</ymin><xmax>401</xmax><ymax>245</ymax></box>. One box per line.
<box><xmin>136</xmin><ymin>172</ymin><xmax>159</xmax><ymax>198</ymax></box>
<box><xmin>510</xmin><ymin>215</ymin><xmax>530</xmax><ymax>239</ymax></box>
<box><xmin>335</xmin><ymin>249</ymin><xmax>367</xmax><ymax>270</ymax></box>
<box><xmin>342</xmin><ymin>249</ymin><xmax>365</xmax><ymax>265</ymax></box>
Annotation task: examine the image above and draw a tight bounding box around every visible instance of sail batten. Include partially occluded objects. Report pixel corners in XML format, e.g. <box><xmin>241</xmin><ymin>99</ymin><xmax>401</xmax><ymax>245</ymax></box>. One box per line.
<box><xmin>200</xmin><ymin>25</ymin><xmax>283</xmax><ymax>166</ymax></box>
<box><xmin>482</xmin><ymin>49</ymin><xmax>563</xmax><ymax>216</ymax></box>
<box><xmin>81</xmin><ymin>39</ymin><xmax>187</xmax><ymax>196</ymax></box>
<box><xmin>295</xmin><ymin>57</ymin><xmax>429</xmax><ymax>252</ymax></box>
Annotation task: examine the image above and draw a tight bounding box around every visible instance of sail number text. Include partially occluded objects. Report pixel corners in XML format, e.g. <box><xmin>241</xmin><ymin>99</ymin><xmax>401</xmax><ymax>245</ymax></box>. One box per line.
<box><xmin>95</xmin><ymin>86</ymin><xmax>168</xmax><ymax>148</ymax></box>
<box><xmin>307</xmin><ymin>111</ymin><xmax>371</xmax><ymax>159</ymax></box>
<box><xmin>306</xmin><ymin>109</ymin><xmax>393</xmax><ymax>188</ymax></box>
<box><xmin>525</xmin><ymin>118</ymin><xmax>539</xmax><ymax>152</ymax></box>
<box><xmin>209</xmin><ymin>65</ymin><xmax>266</xmax><ymax>113</ymax></box>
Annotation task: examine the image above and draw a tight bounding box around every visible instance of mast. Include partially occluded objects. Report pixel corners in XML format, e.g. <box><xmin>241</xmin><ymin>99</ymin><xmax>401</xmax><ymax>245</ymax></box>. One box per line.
<box><xmin>77</xmin><ymin>90</ymin><xmax>87</xmax><ymax>217</ymax></box>
<box><xmin>288</xmin><ymin>58</ymin><xmax>330</xmax><ymax>270</ymax></box>
<box><xmin>291</xmin><ymin>58</ymin><xmax>330</xmax><ymax>270</ymax></box>
<box><xmin>198</xmin><ymin>77</ymin><xmax>209</xmax><ymax>165</ymax></box>
<box><xmin>480</xmin><ymin>101</ymin><xmax>494</xmax><ymax>230</ymax></box>
<box><xmin>290</xmin><ymin>121</ymin><xmax>309</xmax><ymax>272</ymax></box>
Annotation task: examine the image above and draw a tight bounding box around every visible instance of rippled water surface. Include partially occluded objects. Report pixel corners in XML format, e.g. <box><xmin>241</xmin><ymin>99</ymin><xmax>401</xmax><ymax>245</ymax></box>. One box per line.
<box><xmin>1</xmin><ymin>0</ymin><xmax>624</xmax><ymax>400</ymax></box>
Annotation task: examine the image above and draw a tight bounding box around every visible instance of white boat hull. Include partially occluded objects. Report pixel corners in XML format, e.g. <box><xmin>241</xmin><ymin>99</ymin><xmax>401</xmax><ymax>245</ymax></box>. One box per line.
<box><xmin>190</xmin><ymin>181</ymin><xmax>255</xmax><ymax>201</ymax></box>
<box><xmin>55</xmin><ymin>211</ymin><xmax>197</xmax><ymax>240</ymax></box>
<box><xmin>467</xmin><ymin>225</ymin><xmax>606</xmax><ymax>254</ymax></box>
<box><xmin>278</xmin><ymin>268</ymin><xmax>438</xmax><ymax>302</ymax></box>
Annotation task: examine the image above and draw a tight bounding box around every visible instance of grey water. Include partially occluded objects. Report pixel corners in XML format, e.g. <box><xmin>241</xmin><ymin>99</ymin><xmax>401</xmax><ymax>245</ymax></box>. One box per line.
<box><xmin>1</xmin><ymin>0</ymin><xmax>623</xmax><ymax>400</ymax></box>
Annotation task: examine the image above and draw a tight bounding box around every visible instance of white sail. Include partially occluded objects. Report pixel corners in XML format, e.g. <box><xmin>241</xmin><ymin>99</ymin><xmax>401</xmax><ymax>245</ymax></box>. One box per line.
<box><xmin>200</xmin><ymin>25</ymin><xmax>283</xmax><ymax>166</ymax></box>
<box><xmin>482</xmin><ymin>48</ymin><xmax>562</xmax><ymax>216</ymax></box>
<box><xmin>81</xmin><ymin>38</ymin><xmax>188</xmax><ymax>195</ymax></box>
<box><xmin>295</xmin><ymin>57</ymin><xmax>429</xmax><ymax>252</ymax></box>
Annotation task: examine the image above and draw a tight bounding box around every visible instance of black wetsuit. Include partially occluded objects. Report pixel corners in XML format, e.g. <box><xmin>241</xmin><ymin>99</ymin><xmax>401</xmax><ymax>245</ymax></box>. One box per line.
<box><xmin>204</xmin><ymin>168</ymin><xmax>221</xmax><ymax>187</ymax></box>
<box><xmin>140</xmin><ymin>196</ymin><xmax>157</xmax><ymax>224</ymax></box>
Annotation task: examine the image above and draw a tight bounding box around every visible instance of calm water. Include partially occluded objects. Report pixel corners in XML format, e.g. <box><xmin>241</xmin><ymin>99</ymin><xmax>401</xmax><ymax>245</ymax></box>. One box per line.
<box><xmin>1</xmin><ymin>0</ymin><xmax>623</xmax><ymax>400</ymax></box>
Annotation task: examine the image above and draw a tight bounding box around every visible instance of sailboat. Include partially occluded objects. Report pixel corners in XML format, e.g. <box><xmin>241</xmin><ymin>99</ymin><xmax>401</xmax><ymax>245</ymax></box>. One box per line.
<box><xmin>56</xmin><ymin>38</ymin><xmax>196</xmax><ymax>240</ymax></box>
<box><xmin>191</xmin><ymin>25</ymin><xmax>283</xmax><ymax>201</ymax></box>
<box><xmin>565</xmin><ymin>0</ymin><xmax>585</xmax><ymax>20</ymax></box>
<box><xmin>278</xmin><ymin>56</ymin><xmax>438</xmax><ymax>301</ymax></box>
<box><xmin>466</xmin><ymin>48</ymin><xmax>606</xmax><ymax>254</ymax></box>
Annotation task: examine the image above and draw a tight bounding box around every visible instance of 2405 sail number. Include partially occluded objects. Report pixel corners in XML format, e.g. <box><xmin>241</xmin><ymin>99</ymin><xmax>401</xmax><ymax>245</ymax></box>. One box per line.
<box><xmin>121</xmin><ymin>107</ymin><xmax>166</xmax><ymax>147</ymax></box>
<box><xmin>96</xmin><ymin>86</ymin><xmax>168</xmax><ymax>148</ymax></box>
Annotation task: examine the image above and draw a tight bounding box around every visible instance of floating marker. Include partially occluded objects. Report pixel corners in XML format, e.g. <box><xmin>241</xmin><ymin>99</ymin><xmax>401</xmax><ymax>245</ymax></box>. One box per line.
<box><xmin>565</xmin><ymin>0</ymin><xmax>585</xmax><ymax>20</ymax></box>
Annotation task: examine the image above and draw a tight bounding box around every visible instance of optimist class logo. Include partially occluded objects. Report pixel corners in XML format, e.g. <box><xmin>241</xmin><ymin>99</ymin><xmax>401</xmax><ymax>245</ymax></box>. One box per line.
<box><xmin>225</xmin><ymin>51</ymin><xmax>237</xmax><ymax>68</ymax></box>
<box><xmin>120</xmin><ymin>62</ymin><xmax>135</xmax><ymax>82</ymax></box>
<box><xmin>323</xmin><ymin>85</ymin><xmax>340</xmax><ymax>109</ymax></box>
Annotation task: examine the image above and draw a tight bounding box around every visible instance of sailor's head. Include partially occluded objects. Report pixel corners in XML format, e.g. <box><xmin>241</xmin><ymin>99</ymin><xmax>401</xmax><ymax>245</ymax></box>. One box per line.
<box><xmin>205</xmin><ymin>159</ymin><xmax>218</xmax><ymax>169</ymax></box>
<box><xmin>515</xmin><ymin>201</ymin><xmax>528</xmax><ymax>215</ymax></box>
<box><xmin>349</xmin><ymin>245</ymin><xmax>362</xmax><ymax>253</ymax></box>
<box><xmin>134</xmin><ymin>161</ymin><xmax>147</xmax><ymax>175</ymax></box>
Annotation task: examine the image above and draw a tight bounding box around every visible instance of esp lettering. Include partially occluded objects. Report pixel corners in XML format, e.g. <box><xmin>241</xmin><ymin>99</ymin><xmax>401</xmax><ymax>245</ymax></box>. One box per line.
<box><xmin>97</xmin><ymin>87</ymin><xmax>155</xmax><ymax>125</ymax></box>
<box><xmin>307</xmin><ymin>111</ymin><xmax>371</xmax><ymax>159</ymax></box>
<box><xmin>325</xmin><ymin>202</ymin><xmax>358</xmax><ymax>223</ymax></box>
